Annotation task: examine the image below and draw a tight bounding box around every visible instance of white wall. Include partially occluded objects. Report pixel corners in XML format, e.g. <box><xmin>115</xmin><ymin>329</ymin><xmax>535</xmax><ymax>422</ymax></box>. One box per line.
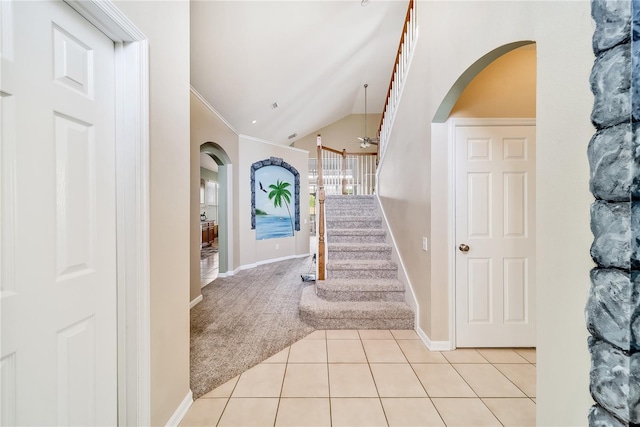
<box><xmin>112</xmin><ymin>2</ymin><xmax>191</xmax><ymax>425</ymax></box>
<box><xmin>378</xmin><ymin>1</ymin><xmax>594</xmax><ymax>425</ymax></box>
<box><xmin>238</xmin><ymin>136</ymin><xmax>310</xmax><ymax>267</ymax></box>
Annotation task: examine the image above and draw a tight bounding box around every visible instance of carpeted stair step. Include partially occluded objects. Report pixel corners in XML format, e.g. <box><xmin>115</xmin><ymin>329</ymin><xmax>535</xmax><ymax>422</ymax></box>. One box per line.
<box><xmin>325</xmin><ymin>195</ymin><xmax>377</xmax><ymax>207</ymax></box>
<box><xmin>327</xmin><ymin>243</ymin><xmax>392</xmax><ymax>260</ymax></box>
<box><xmin>327</xmin><ymin>260</ymin><xmax>398</xmax><ymax>280</ymax></box>
<box><xmin>327</xmin><ymin>229</ymin><xmax>386</xmax><ymax>244</ymax></box>
<box><xmin>325</xmin><ymin>207</ymin><xmax>378</xmax><ymax>217</ymax></box>
<box><xmin>324</xmin><ymin>196</ymin><xmax>377</xmax><ymax>210</ymax></box>
<box><xmin>299</xmin><ymin>287</ymin><xmax>414</xmax><ymax>329</ymax></box>
<box><xmin>326</xmin><ymin>216</ymin><xmax>382</xmax><ymax>229</ymax></box>
<box><xmin>316</xmin><ymin>279</ymin><xmax>405</xmax><ymax>302</ymax></box>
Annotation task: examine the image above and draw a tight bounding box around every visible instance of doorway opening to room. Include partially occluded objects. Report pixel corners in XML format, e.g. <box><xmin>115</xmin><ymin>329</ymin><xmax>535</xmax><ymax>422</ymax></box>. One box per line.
<box><xmin>199</xmin><ymin>152</ymin><xmax>220</xmax><ymax>285</ymax></box>
<box><xmin>436</xmin><ymin>41</ymin><xmax>538</xmax><ymax>350</ymax></box>
<box><xmin>199</xmin><ymin>142</ymin><xmax>232</xmax><ymax>285</ymax></box>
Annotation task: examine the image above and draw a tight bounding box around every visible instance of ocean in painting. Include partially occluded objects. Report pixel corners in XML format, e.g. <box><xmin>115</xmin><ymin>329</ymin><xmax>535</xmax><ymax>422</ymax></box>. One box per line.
<box><xmin>256</xmin><ymin>215</ymin><xmax>294</xmax><ymax>240</ymax></box>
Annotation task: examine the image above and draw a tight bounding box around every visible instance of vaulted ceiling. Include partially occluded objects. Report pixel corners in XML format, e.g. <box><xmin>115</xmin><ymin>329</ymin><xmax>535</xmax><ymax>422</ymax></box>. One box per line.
<box><xmin>190</xmin><ymin>1</ymin><xmax>409</xmax><ymax>145</ymax></box>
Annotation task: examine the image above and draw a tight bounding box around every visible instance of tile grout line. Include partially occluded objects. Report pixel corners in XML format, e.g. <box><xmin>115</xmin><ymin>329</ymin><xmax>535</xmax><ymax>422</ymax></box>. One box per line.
<box><xmin>448</xmin><ymin>360</ymin><xmax>520</xmax><ymax>425</ymax></box>
<box><xmin>272</xmin><ymin>346</ymin><xmax>292</xmax><ymax>427</ymax></box>
<box><xmin>325</xmin><ymin>332</ymin><xmax>333</xmax><ymax>427</ymax></box>
<box><xmin>489</xmin><ymin>360</ymin><xmax>535</xmax><ymax>399</ymax></box>
<box><xmin>215</xmin><ymin>375</ymin><xmax>240</xmax><ymax>427</ymax></box>
<box><xmin>362</xmin><ymin>330</ymin><xmax>393</xmax><ymax>427</ymax></box>
<box><xmin>397</xmin><ymin>335</ymin><xmax>449</xmax><ymax>427</ymax></box>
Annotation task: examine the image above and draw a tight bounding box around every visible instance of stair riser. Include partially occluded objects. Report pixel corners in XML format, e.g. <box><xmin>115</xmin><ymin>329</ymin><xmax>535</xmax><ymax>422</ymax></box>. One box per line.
<box><xmin>316</xmin><ymin>289</ymin><xmax>405</xmax><ymax>302</ymax></box>
<box><xmin>328</xmin><ymin>249</ymin><xmax>392</xmax><ymax>261</ymax></box>
<box><xmin>299</xmin><ymin>314</ymin><xmax>414</xmax><ymax>330</ymax></box>
<box><xmin>327</xmin><ymin>219</ymin><xmax>382</xmax><ymax>229</ymax></box>
<box><xmin>327</xmin><ymin>269</ymin><xmax>398</xmax><ymax>280</ymax></box>
<box><xmin>327</xmin><ymin>235</ymin><xmax>386</xmax><ymax>244</ymax></box>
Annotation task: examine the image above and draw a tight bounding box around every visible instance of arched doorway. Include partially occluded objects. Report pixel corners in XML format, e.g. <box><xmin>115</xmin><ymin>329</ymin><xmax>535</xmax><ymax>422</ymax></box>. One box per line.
<box><xmin>432</xmin><ymin>41</ymin><xmax>537</xmax><ymax>348</ymax></box>
<box><xmin>200</xmin><ymin>142</ymin><xmax>232</xmax><ymax>277</ymax></box>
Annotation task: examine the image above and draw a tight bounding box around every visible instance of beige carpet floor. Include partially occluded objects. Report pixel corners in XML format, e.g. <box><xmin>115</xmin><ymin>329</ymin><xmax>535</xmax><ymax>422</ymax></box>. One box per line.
<box><xmin>190</xmin><ymin>256</ymin><xmax>315</xmax><ymax>399</ymax></box>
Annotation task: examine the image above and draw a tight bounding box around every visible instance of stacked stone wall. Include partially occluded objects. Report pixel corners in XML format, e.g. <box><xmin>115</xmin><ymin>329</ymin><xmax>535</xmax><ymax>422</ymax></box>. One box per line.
<box><xmin>588</xmin><ymin>1</ymin><xmax>639</xmax><ymax>425</ymax></box>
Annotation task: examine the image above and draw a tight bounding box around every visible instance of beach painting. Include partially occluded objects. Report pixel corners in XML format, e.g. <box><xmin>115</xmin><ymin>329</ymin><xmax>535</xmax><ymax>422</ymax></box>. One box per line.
<box><xmin>255</xmin><ymin>165</ymin><xmax>295</xmax><ymax>240</ymax></box>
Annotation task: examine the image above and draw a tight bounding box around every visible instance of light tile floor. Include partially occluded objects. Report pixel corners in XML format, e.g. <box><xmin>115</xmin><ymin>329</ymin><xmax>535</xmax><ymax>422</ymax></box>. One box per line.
<box><xmin>180</xmin><ymin>329</ymin><xmax>536</xmax><ymax>427</ymax></box>
<box><xmin>200</xmin><ymin>242</ymin><xmax>219</xmax><ymax>287</ymax></box>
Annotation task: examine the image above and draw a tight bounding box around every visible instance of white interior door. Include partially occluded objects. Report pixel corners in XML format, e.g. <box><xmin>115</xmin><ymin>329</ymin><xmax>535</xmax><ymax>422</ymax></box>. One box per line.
<box><xmin>1</xmin><ymin>1</ymin><xmax>118</xmax><ymax>424</ymax></box>
<box><xmin>455</xmin><ymin>124</ymin><xmax>536</xmax><ymax>347</ymax></box>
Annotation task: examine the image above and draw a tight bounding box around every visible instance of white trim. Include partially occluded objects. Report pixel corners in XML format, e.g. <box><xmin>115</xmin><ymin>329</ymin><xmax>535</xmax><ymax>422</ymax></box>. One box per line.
<box><xmin>240</xmin><ymin>253</ymin><xmax>311</xmax><ymax>272</ymax></box>
<box><xmin>217</xmin><ymin>266</ymin><xmax>241</xmax><ymax>278</ymax></box>
<box><xmin>201</xmin><ymin>278</ymin><xmax>215</xmax><ymax>289</ymax></box>
<box><xmin>65</xmin><ymin>0</ymin><xmax>145</xmax><ymax>42</ymax></box>
<box><xmin>65</xmin><ymin>1</ymin><xmax>151</xmax><ymax>425</ymax></box>
<box><xmin>417</xmin><ymin>327</ymin><xmax>453</xmax><ymax>351</ymax></box>
<box><xmin>190</xmin><ymin>86</ymin><xmax>239</xmax><ymax>136</ymax></box>
<box><xmin>226</xmin><ymin>164</ymin><xmax>234</xmax><ymax>273</ymax></box>
<box><xmin>164</xmin><ymin>390</ymin><xmax>193</xmax><ymax>427</ymax></box>
<box><xmin>447</xmin><ymin>119</ymin><xmax>456</xmax><ymax>349</ymax></box>
<box><xmin>374</xmin><ymin>194</ymin><xmax>418</xmax><ymax>330</ymax></box>
<box><xmin>447</xmin><ymin>118</ymin><xmax>536</xmax><ymax>350</ymax></box>
<box><xmin>217</xmin><ymin>253</ymin><xmax>310</xmax><ymax>278</ymax></box>
<box><xmin>256</xmin><ymin>253</ymin><xmax>310</xmax><ymax>266</ymax></box>
<box><xmin>190</xmin><ymin>295</ymin><xmax>203</xmax><ymax>309</ymax></box>
<box><xmin>239</xmin><ymin>134</ymin><xmax>310</xmax><ymax>153</ymax></box>
<box><xmin>447</xmin><ymin>118</ymin><xmax>536</xmax><ymax>128</ymax></box>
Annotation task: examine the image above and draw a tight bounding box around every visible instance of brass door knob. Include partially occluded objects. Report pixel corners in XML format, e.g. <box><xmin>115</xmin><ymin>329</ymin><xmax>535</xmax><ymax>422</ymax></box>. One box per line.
<box><xmin>459</xmin><ymin>244</ymin><xmax>470</xmax><ymax>253</ymax></box>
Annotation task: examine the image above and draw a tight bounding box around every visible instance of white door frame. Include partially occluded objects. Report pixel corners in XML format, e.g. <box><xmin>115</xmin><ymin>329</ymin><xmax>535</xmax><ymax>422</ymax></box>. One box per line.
<box><xmin>447</xmin><ymin>118</ymin><xmax>536</xmax><ymax>349</ymax></box>
<box><xmin>63</xmin><ymin>1</ymin><xmax>150</xmax><ymax>425</ymax></box>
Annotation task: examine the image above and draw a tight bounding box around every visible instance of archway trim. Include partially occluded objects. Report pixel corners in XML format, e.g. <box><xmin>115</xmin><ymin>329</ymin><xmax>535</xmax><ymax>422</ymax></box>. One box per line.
<box><xmin>432</xmin><ymin>40</ymin><xmax>536</xmax><ymax>123</ymax></box>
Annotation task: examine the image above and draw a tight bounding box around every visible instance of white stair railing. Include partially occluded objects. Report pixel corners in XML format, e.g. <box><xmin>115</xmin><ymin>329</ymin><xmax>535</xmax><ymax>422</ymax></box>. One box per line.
<box><xmin>378</xmin><ymin>0</ymin><xmax>419</xmax><ymax>160</ymax></box>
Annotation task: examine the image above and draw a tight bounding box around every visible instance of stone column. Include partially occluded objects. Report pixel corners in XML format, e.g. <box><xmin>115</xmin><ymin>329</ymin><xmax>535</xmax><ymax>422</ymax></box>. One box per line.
<box><xmin>587</xmin><ymin>1</ymin><xmax>639</xmax><ymax>425</ymax></box>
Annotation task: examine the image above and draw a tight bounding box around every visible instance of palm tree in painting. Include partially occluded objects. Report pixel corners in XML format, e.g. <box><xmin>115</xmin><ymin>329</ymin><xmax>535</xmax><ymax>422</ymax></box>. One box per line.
<box><xmin>268</xmin><ymin>179</ymin><xmax>294</xmax><ymax>234</ymax></box>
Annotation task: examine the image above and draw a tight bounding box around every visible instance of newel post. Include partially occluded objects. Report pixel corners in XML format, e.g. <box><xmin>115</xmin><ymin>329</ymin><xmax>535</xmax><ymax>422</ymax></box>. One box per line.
<box><xmin>341</xmin><ymin>149</ymin><xmax>347</xmax><ymax>195</ymax></box>
<box><xmin>317</xmin><ymin>134</ymin><xmax>326</xmax><ymax>281</ymax></box>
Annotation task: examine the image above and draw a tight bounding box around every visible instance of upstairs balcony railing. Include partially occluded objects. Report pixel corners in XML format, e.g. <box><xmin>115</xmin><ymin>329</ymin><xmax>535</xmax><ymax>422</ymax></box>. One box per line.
<box><xmin>310</xmin><ymin>148</ymin><xmax>377</xmax><ymax>197</ymax></box>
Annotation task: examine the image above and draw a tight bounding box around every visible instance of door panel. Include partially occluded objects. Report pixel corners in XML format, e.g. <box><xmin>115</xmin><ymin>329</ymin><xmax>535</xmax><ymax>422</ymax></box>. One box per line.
<box><xmin>1</xmin><ymin>1</ymin><xmax>117</xmax><ymax>424</ymax></box>
<box><xmin>455</xmin><ymin>125</ymin><xmax>536</xmax><ymax>347</ymax></box>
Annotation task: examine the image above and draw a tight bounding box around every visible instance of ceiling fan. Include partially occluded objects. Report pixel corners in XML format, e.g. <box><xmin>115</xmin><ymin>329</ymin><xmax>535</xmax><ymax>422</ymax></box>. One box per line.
<box><xmin>358</xmin><ymin>83</ymin><xmax>380</xmax><ymax>148</ymax></box>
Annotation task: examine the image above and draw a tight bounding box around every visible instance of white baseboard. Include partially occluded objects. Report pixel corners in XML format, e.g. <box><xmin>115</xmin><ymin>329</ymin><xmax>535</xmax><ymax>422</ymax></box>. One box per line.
<box><xmin>217</xmin><ymin>266</ymin><xmax>241</xmax><ymax>278</ymax></box>
<box><xmin>165</xmin><ymin>390</ymin><xmax>193</xmax><ymax>427</ymax></box>
<box><xmin>417</xmin><ymin>327</ymin><xmax>453</xmax><ymax>351</ymax></box>
<box><xmin>217</xmin><ymin>253</ymin><xmax>311</xmax><ymax>277</ymax></box>
<box><xmin>235</xmin><ymin>253</ymin><xmax>312</xmax><ymax>273</ymax></box>
<box><xmin>189</xmin><ymin>295</ymin><xmax>203</xmax><ymax>309</ymax></box>
<box><xmin>374</xmin><ymin>194</ymin><xmax>419</xmax><ymax>324</ymax></box>
<box><xmin>255</xmin><ymin>253</ymin><xmax>310</xmax><ymax>266</ymax></box>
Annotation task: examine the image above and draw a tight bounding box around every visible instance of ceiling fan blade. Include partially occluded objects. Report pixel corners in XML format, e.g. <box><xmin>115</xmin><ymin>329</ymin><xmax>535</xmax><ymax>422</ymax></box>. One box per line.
<box><xmin>357</xmin><ymin>137</ymin><xmax>365</xmax><ymax>142</ymax></box>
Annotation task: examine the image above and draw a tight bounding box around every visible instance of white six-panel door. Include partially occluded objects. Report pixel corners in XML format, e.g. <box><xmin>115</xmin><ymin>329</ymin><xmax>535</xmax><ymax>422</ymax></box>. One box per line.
<box><xmin>455</xmin><ymin>124</ymin><xmax>536</xmax><ymax>347</ymax></box>
<box><xmin>1</xmin><ymin>1</ymin><xmax>118</xmax><ymax>424</ymax></box>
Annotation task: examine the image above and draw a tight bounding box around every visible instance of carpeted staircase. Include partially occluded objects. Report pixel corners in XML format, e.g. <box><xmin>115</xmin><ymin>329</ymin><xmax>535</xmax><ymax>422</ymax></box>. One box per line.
<box><xmin>300</xmin><ymin>195</ymin><xmax>415</xmax><ymax>329</ymax></box>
